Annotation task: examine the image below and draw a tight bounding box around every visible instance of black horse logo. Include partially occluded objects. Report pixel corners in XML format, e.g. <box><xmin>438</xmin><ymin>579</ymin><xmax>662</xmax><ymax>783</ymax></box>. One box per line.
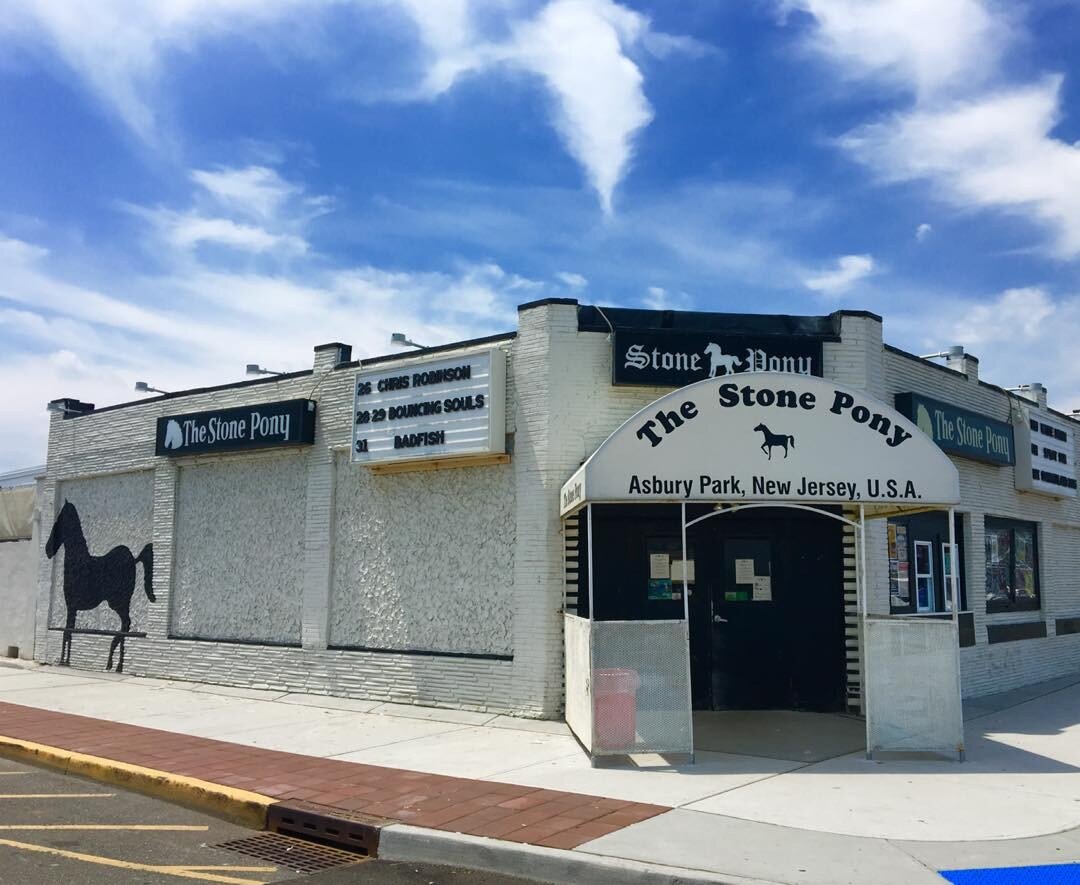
<box><xmin>45</xmin><ymin>501</ymin><xmax>154</xmax><ymax>672</ymax></box>
<box><xmin>754</xmin><ymin>423</ymin><xmax>795</xmax><ymax>460</ymax></box>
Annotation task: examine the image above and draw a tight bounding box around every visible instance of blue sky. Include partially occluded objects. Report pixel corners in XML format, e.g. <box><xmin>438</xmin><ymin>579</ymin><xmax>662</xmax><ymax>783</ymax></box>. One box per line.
<box><xmin>1</xmin><ymin>0</ymin><xmax>1079</xmax><ymax>470</ymax></box>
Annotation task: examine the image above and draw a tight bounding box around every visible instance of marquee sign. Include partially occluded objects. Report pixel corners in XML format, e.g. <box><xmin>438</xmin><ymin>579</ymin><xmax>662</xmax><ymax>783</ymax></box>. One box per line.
<box><xmin>352</xmin><ymin>349</ymin><xmax>506</xmax><ymax>465</ymax></box>
<box><xmin>156</xmin><ymin>399</ymin><xmax>316</xmax><ymax>457</ymax></box>
<box><xmin>895</xmin><ymin>392</ymin><xmax>1015</xmax><ymax>466</ymax></box>
<box><xmin>560</xmin><ymin>373</ymin><xmax>959</xmax><ymax>515</ymax></box>
<box><xmin>1015</xmin><ymin>408</ymin><xmax>1077</xmax><ymax>497</ymax></box>
<box><xmin>612</xmin><ymin>329</ymin><xmax>823</xmax><ymax>387</ymax></box>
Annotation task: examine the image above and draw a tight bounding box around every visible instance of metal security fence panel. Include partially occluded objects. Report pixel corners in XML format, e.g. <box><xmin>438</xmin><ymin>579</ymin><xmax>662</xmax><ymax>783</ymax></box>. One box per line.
<box><xmin>864</xmin><ymin>615</ymin><xmax>964</xmax><ymax>758</ymax></box>
<box><xmin>564</xmin><ymin>614</ymin><xmax>593</xmax><ymax>748</ymax></box>
<box><xmin>590</xmin><ymin>619</ymin><xmax>692</xmax><ymax>756</ymax></box>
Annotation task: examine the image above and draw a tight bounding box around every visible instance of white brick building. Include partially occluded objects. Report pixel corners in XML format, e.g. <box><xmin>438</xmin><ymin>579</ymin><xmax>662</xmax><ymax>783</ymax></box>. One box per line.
<box><xmin>34</xmin><ymin>300</ymin><xmax>1080</xmax><ymax>726</ymax></box>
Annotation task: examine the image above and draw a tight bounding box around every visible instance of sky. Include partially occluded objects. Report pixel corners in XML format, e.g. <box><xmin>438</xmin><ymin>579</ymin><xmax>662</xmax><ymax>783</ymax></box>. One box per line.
<box><xmin>1</xmin><ymin>0</ymin><xmax>1079</xmax><ymax>471</ymax></box>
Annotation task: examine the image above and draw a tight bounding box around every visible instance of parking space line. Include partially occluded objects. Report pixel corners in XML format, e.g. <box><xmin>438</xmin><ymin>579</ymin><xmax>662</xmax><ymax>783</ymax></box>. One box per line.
<box><xmin>0</xmin><ymin>837</ymin><xmax>274</xmax><ymax>884</ymax></box>
<box><xmin>0</xmin><ymin>793</ymin><xmax>115</xmax><ymax>799</ymax></box>
<box><xmin>0</xmin><ymin>824</ymin><xmax>210</xmax><ymax>831</ymax></box>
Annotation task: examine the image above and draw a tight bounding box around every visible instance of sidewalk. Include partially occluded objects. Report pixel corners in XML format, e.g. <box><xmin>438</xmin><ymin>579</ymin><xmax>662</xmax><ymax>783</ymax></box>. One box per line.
<box><xmin>2</xmin><ymin>662</ymin><xmax>1080</xmax><ymax>884</ymax></box>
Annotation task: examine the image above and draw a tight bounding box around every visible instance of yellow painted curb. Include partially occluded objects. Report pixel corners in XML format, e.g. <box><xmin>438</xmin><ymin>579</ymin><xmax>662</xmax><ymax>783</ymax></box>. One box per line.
<box><xmin>0</xmin><ymin>734</ymin><xmax>275</xmax><ymax>830</ymax></box>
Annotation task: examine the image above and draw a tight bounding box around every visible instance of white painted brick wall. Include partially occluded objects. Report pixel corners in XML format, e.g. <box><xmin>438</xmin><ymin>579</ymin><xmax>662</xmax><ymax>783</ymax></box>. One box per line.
<box><xmin>883</xmin><ymin>348</ymin><xmax>1080</xmax><ymax>697</ymax></box>
<box><xmin>36</xmin><ymin>308</ymin><xmax>1080</xmax><ymax>718</ymax></box>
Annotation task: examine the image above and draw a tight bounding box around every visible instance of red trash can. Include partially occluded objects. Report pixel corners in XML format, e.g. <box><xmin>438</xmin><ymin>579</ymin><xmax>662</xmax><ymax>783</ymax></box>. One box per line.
<box><xmin>593</xmin><ymin>668</ymin><xmax>641</xmax><ymax>751</ymax></box>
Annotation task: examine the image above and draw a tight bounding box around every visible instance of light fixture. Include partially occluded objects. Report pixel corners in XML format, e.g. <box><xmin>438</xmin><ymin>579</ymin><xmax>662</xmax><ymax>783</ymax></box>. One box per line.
<box><xmin>920</xmin><ymin>346</ymin><xmax>965</xmax><ymax>361</ymax></box>
<box><xmin>391</xmin><ymin>332</ymin><xmax>425</xmax><ymax>350</ymax></box>
<box><xmin>134</xmin><ymin>381</ymin><xmax>170</xmax><ymax>395</ymax></box>
<box><xmin>246</xmin><ymin>364</ymin><xmax>283</xmax><ymax>376</ymax></box>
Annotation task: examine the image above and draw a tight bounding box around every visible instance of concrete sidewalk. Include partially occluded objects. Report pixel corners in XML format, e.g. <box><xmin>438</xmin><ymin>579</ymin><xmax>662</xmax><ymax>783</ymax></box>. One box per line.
<box><xmin>2</xmin><ymin>661</ymin><xmax>1080</xmax><ymax>884</ymax></box>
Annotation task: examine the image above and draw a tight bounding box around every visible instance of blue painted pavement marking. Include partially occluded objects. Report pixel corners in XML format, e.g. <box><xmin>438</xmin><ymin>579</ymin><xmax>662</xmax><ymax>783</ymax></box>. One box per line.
<box><xmin>939</xmin><ymin>863</ymin><xmax>1080</xmax><ymax>884</ymax></box>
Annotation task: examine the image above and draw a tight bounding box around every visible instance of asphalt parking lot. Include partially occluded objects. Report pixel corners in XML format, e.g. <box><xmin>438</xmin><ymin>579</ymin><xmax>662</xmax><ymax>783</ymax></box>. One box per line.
<box><xmin>0</xmin><ymin>756</ymin><xmax>537</xmax><ymax>885</ymax></box>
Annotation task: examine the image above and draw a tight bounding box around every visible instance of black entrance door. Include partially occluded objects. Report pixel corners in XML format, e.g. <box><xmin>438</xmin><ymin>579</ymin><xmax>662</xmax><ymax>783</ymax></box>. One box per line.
<box><xmin>689</xmin><ymin>510</ymin><xmax>845</xmax><ymax>711</ymax></box>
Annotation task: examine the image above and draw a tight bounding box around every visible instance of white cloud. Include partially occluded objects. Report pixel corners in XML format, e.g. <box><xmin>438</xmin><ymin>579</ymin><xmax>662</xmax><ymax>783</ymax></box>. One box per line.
<box><xmin>400</xmin><ymin>0</ymin><xmax>665</xmax><ymax>213</ymax></box>
<box><xmin>502</xmin><ymin>0</ymin><xmax>654</xmax><ymax>214</ymax></box>
<box><xmin>0</xmin><ymin>165</ymin><xmax>549</xmax><ymax>470</ymax></box>
<box><xmin>915</xmin><ymin>222</ymin><xmax>932</xmax><ymax>242</ymax></box>
<box><xmin>127</xmin><ymin>164</ymin><xmax>331</xmax><ymax>256</ymax></box>
<box><xmin>888</xmin><ymin>286</ymin><xmax>1080</xmax><ymax>413</ymax></box>
<box><xmin>641</xmin><ymin>285</ymin><xmax>690</xmax><ymax>311</ymax></box>
<box><xmin>841</xmin><ymin>79</ymin><xmax>1080</xmax><ymax>259</ymax></box>
<box><xmin>786</xmin><ymin>1</ymin><xmax>1080</xmax><ymax>260</ymax></box>
<box><xmin>952</xmin><ymin>286</ymin><xmax>1056</xmax><ymax>347</ymax></box>
<box><xmin>781</xmin><ymin>0</ymin><xmax>1006</xmax><ymax>97</ymax></box>
<box><xmin>142</xmin><ymin>211</ymin><xmax>310</xmax><ymax>254</ymax></box>
<box><xmin>191</xmin><ymin>166</ymin><xmax>303</xmax><ymax>220</ymax></box>
<box><xmin>0</xmin><ymin>0</ymin><xmax>694</xmax><ymax>212</ymax></box>
<box><xmin>556</xmin><ymin>271</ymin><xmax>588</xmax><ymax>289</ymax></box>
<box><xmin>802</xmin><ymin>253</ymin><xmax>876</xmax><ymax>294</ymax></box>
<box><xmin>0</xmin><ymin>1</ymin><xmax>312</xmax><ymax>141</ymax></box>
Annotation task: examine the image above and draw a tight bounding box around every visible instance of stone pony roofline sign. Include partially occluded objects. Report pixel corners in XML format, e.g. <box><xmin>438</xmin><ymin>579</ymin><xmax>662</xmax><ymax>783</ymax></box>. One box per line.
<box><xmin>560</xmin><ymin>373</ymin><xmax>960</xmax><ymax>516</ymax></box>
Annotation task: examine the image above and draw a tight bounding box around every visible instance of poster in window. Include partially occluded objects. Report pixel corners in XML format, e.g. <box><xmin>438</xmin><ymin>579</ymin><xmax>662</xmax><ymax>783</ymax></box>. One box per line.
<box><xmin>734</xmin><ymin>558</ymin><xmax>756</xmax><ymax>584</ymax></box>
<box><xmin>896</xmin><ymin>525</ymin><xmax>908</xmax><ymax>561</ymax></box>
<box><xmin>888</xmin><ymin>524</ymin><xmax>897</xmax><ymax>560</ymax></box>
<box><xmin>648</xmin><ymin>578</ymin><xmax>676</xmax><ymax>600</ymax></box>
<box><xmin>649</xmin><ymin>553</ymin><xmax>671</xmax><ymax>580</ymax></box>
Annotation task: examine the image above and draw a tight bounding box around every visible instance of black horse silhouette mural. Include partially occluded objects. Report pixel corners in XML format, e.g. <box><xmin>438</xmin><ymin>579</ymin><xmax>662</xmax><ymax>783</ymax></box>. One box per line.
<box><xmin>45</xmin><ymin>501</ymin><xmax>154</xmax><ymax>672</ymax></box>
<box><xmin>754</xmin><ymin>423</ymin><xmax>795</xmax><ymax>460</ymax></box>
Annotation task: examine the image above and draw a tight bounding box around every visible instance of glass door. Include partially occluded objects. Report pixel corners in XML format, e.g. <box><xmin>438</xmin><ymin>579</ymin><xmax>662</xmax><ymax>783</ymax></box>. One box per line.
<box><xmin>914</xmin><ymin>540</ymin><xmax>935</xmax><ymax>613</ymax></box>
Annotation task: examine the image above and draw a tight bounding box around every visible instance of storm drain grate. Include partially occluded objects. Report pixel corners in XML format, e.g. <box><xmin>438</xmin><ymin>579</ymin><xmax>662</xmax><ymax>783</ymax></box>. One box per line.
<box><xmin>215</xmin><ymin>832</ymin><xmax>366</xmax><ymax>874</ymax></box>
<box><xmin>269</xmin><ymin>801</ymin><xmax>384</xmax><ymax>856</ymax></box>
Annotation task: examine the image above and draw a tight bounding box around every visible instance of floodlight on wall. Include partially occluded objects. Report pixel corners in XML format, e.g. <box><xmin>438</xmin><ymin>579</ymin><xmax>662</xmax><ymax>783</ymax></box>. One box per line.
<box><xmin>391</xmin><ymin>332</ymin><xmax>425</xmax><ymax>350</ymax></box>
<box><xmin>246</xmin><ymin>364</ymin><xmax>283</xmax><ymax>376</ymax></box>
<box><xmin>134</xmin><ymin>381</ymin><xmax>170</xmax><ymax>395</ymax></box>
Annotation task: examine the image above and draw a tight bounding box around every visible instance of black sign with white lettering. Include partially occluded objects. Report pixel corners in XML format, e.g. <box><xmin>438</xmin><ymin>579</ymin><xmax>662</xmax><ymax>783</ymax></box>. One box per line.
<box><xmin>612</xmin><ymin>330</ymin><xmax>823</xmax><ymax>387</ymax></box>
<box><xmin>155</xmin><ymin>399</ymin><xmax>316</xmax><ymax>457</ymax></box>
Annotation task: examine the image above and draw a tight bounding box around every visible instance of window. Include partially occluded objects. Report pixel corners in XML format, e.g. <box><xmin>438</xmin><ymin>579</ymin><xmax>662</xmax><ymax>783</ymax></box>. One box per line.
<box><xmin>888</xmin><ymin>512</ymin><xmax>966</xmax><ymax>614</ymax></box>
<box><xmin>914</xmin><ymin>541</ymin><xmax>935</xmax><ymax>612</ymax></box>
<box><xmin>942</xmin><ymin>543</ymin><xmax>958</xmax><ymax>612</ymax></box>
<box><xmin>985</xmin><ymin>518</ymin><xmax>1040</xmax><ymax>613</ymax></box>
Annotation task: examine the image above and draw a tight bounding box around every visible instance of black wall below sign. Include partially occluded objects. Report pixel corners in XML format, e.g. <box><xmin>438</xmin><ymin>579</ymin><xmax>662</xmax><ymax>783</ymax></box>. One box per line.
<box><xmin>612</xmin><ymin>329</ymin><xmax>824</xmax><ymax>387</ymax></box>
<box><xmin>155</xmin><ymin>399</ymin><xmax>316</xmax><ymax>456</ymax></box>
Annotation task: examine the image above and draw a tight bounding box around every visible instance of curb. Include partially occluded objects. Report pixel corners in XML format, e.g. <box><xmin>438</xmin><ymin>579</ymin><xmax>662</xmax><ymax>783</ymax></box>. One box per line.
<box><xmin>0</xmin><ymin>734</ymin><xmax>275</xmax><ymax>830</ymax></box>
<box><xmin>378</xmin><ymin>823</ymin><xmax>780</xmax><ymax>885</ymax></box>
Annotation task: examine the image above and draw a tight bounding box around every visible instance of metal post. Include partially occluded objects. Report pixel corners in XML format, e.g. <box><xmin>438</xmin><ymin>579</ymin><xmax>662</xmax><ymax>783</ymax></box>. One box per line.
<box><xmin>681</xmin><ymin>502</ymin><xmax>694</xmax><ymax>763</ymax></box>
<box><xmin>947</xmin><ymin>506</ymin><xmax>965</xmax><ymax>761</ymax></box>
<box><xmin>859</xmin><ymin>504</ymin><xmax>872</xmax><ymax>760</ymax></box>
<box><xmin>586</xmin><ymin>503</ymin><xmax>596</xmax><ymax>764</ymax></box>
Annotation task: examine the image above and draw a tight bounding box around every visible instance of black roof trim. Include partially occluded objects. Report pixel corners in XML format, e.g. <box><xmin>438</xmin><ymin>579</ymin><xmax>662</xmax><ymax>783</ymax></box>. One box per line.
<box><xmin>516</xmin><ymin>298</ymin><xmax>578</xmax><ymax>311</ymax></box>
<box><xmin>883</xmin><ymin>343</ymin><xmax>969</xmax><ymax>379</ymax></box>
<box><xmin>885</xmin><ymin>343</ymin><xmax>1080</xmax><ymax>423</ymax></box>
<box><xmin>63</xmin><ymin>369</ymin><xmax>315</xmax><ymax>419</ymax></box>
<box><xmin>344</xmin><ymin>331</ymin><xmax>517</xmax><ymax>369</ymax></box>
<box><xmin>576</xmin><ymin>304</ymin><xmax>842</xmax><ymax>340</ymax></box>
<box><xmin>832</xmin><ymin>309</ymin><xmax>883</xmax><ymax>322</ymax></box>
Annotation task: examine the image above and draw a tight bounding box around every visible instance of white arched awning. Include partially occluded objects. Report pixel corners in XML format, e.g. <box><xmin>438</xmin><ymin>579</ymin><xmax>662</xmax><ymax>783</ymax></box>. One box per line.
<box><xmin>560</xmin><ymin>372</ymin><xmax>959</xmax><ymax>517</ymax></box>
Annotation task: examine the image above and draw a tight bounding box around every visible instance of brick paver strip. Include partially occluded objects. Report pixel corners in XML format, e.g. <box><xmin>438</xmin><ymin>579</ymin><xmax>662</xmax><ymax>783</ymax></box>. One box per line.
<box><xmin>0</xmin><ymin>701</ymin><xmax>666</xmax><ymax>848</ymax></box>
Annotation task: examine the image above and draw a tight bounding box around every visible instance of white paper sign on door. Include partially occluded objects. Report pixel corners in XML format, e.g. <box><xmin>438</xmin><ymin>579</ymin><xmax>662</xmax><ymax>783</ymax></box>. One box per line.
<box><xmin>650</xmin><ymin>553</ymin><xmax>671</xmax><ymax>580</ymax></box>
<box><xmin>752</xmin><ymin>576</ymin><xmax>772</xmax><ymax>601</ymax></box>
<box><xmin>734</xmin><ymin>558</ymin><xmax>756</xmax><ymax>584</ymax></box>
<box><xmin>670</xmin><ymin>560</ymin><xmax>695</xmax><ymax>583</ymax></box>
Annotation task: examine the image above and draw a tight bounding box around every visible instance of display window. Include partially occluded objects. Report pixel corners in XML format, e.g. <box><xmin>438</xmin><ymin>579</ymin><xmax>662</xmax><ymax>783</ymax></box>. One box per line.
<box><xmin>985</xmin><ymin>517</ymin><xmax>1040</xmax><ymax>613</ymax></box>
<box><xmin>888</xmin><ymin>512</ymin><xmax>966</xmax><ymax>615</ymax></box>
